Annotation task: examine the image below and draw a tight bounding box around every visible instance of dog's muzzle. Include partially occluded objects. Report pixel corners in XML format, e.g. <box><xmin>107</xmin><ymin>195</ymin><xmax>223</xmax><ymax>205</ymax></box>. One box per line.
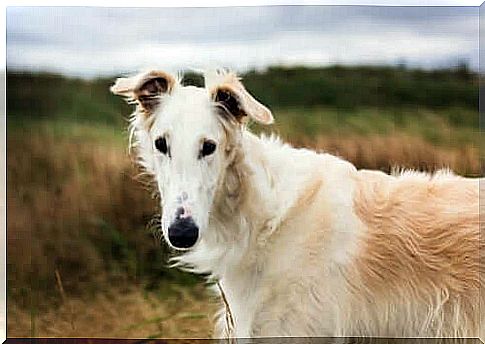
<box><xmin>168</xmin><ymin>216</ymin><xmax>199</xmax><ymax>249</ymax></box>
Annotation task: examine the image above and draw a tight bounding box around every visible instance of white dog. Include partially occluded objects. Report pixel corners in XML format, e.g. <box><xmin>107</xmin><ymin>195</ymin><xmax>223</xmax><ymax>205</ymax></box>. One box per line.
<box><xmin>111</xmin><ymin>69</ymin><xmax>483</xmax><ymax>339</ymax></box>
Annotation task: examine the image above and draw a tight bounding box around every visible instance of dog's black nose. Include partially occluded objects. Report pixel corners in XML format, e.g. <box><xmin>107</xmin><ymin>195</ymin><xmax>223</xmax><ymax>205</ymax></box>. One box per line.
<box><xmin>168</xmin><ymin>217</ymin><xmax>199</xmax><ymax>249</ymax></box>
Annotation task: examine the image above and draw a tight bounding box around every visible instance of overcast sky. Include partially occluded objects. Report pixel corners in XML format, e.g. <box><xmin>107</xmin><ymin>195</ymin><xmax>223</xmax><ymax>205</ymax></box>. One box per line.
<box><xmin>6</xmin><ymin>6</ymin><xmax>478</xmax><ymax>78</ymax></box>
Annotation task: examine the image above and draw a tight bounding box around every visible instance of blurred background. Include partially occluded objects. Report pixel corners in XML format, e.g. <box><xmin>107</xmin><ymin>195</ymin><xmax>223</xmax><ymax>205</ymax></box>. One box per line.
<box><xmin>6</xmin><ymin>5</ymin><xmax>480</xmax><ymax>338</ymax></box>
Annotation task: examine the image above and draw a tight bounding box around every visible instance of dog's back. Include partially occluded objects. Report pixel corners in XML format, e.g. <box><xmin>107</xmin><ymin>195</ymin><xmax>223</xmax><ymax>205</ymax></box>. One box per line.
<box><xmin>349</xmin><ymin>169</ymin><xmax>483</xmax><ymax>337</ymax></box>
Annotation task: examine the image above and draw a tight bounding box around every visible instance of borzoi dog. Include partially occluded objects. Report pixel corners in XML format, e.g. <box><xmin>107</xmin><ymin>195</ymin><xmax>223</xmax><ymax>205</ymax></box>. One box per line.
<box><xmin>111</xmin><ymin>69</ymin><xmax>483</xmax><ymax>339</ymax></box>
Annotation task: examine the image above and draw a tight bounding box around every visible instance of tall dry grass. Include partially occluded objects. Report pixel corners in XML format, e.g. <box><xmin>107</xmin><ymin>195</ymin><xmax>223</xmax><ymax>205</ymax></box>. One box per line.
<box><xmin>8</xmin><ymin>285</ymin><xmax>216</xmax><ymax>338</ymax></box>
<box><xmin>7</xmin><ymin>126</ymin><xmax>161</xmax><ymax>308</ymax></box>
<box><xmin>7</xmin><ymin>121</ymin><xmax>481</xmax><ymax>338</ymax></box>
<box><xmin>292</xmin><ymin>134</ymin><xmax>481</xmax><ymax>177</ymax></box>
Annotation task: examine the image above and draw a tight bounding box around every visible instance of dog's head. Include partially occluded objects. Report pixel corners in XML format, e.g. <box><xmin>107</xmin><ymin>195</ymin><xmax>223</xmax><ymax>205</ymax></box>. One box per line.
<box><xmin>111</xmin><ymin>69</ymin><xmax>273</xmax><ymax>250</ymax></box>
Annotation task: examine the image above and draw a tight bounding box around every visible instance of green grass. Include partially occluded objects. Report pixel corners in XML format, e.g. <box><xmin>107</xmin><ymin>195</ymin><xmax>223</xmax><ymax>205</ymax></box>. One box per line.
<box><xmin>9</xmin><ymin>103</ymin><xmax>480</xmax><ymax>152</ymax></box>
<box><xmin>7</xmin><ymin>66</ymin><xmax>479</xmax><ymax>150</ymax></box>
<box><xmin>254</xmin><ymin>106</ymin><xmax>480</xmax><ymax>149</ymax></box>
<box><xmin>7</xmin><ymin>117</ymin><xmax>127</xmax><ymax>145</ymax></box>
<box><xmin>242</xmin><ymin>65</ymin><xmax>477</xmax><ymax>110</ymax></box>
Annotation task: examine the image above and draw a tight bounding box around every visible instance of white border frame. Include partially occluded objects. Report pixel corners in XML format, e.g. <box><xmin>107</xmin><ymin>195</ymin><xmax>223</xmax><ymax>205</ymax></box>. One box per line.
<box><xmin>1</xmin><ymin>1</ymin><xmax>482</xmax><ymax>343</ymax></box>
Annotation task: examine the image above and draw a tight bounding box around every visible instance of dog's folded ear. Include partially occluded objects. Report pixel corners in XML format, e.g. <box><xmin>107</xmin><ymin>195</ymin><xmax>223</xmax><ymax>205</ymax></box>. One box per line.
<box><xmin>205</xmin><ymin>70</ymin><xmax>274</xmax><ymax>125</ymax></box>
<box><xmin>110</xmin><ymin>70</ymin><xmax>176</xmax><ymax>113</ymax></box>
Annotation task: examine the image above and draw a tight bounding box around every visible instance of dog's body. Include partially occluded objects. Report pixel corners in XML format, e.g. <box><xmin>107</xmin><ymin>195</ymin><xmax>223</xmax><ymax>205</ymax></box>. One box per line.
<box><xmin>111</xmin><ymin>70</ymin><xmax>483</xmax><ymax>338</ymax></box>
<box><xmin>178</xmin><ymin>132</ymin><xmax>483</xmax><ymax>338</ymax></box>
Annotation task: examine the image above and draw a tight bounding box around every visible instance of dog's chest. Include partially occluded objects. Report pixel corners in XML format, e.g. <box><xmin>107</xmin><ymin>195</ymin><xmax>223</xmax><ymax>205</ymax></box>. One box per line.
<box><xmin>218</xmin><ymin>266</ymin><xmax>266</xmax><ymax>337</ymax></box>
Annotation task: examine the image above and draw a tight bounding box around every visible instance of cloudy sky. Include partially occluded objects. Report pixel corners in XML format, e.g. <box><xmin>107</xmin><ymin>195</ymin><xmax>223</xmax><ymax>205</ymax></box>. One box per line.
<box><xmin>6</xmin><ymin>6</ymin><xmax>478</xmax><ymax>78</ymax></box>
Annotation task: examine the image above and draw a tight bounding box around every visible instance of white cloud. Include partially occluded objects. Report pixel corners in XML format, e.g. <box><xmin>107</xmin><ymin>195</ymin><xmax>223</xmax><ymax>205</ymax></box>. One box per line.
<box><xmin>6</xmin><ymin>6</ymin><xmax>478</xmax><ymax>77</ymax></box>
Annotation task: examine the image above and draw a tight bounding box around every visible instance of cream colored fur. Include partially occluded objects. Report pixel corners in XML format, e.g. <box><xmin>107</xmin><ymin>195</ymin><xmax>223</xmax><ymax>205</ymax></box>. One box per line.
<box><xmin>111</xmin><ymin>69</ymin><xmax>484</xmax><ymax>339</ymax></box>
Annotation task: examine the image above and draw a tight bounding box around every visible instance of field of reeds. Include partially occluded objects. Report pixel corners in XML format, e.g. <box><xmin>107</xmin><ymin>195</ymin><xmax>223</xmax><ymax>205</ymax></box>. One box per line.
<box><xmin>6</xmin><ymin>65</ymin><xmax>481</xmax><ymax>338</ymax></box>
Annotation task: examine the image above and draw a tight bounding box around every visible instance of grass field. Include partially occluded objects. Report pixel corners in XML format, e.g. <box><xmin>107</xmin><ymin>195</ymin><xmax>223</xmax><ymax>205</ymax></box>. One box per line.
<box><xmin>6</xmin><ymin>65</ymin><xmax>481</xmax><ymax>338</ymax></box>
<box><xmin>9</xmin><ymin>285</ymin><xmax>217</xmax><ymax>338</ymax></box>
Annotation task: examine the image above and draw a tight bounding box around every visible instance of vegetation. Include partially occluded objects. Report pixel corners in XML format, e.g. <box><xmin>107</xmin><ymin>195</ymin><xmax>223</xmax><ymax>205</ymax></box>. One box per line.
<box><xmin>243</xmin><ymin>65</ymin><xmax>478</xmax><ymax>110</ymax></box>
<box><xmin>7</xmin><ymin>65</ymin><xmax>480</xmax><ymax>337</ymax></box>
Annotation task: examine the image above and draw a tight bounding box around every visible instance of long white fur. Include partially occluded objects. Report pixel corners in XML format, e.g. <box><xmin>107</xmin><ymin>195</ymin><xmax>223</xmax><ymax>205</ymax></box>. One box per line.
<box><xmin>113</xmin><ymin>69</ymin><xmax>483</xmax><ymax>339</ymax></box>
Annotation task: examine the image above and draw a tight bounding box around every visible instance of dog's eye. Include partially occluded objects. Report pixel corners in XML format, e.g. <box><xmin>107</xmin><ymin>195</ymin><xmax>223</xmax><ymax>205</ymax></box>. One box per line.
<box><xmin>201</xmin><ymin>140</ymin><xmax>217</xmax><ymax>158</ymax></box>
<box><xmin>155</xmin><ymin>136</ymin><xmax>168</xmax><ymax>155</ymax></box>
